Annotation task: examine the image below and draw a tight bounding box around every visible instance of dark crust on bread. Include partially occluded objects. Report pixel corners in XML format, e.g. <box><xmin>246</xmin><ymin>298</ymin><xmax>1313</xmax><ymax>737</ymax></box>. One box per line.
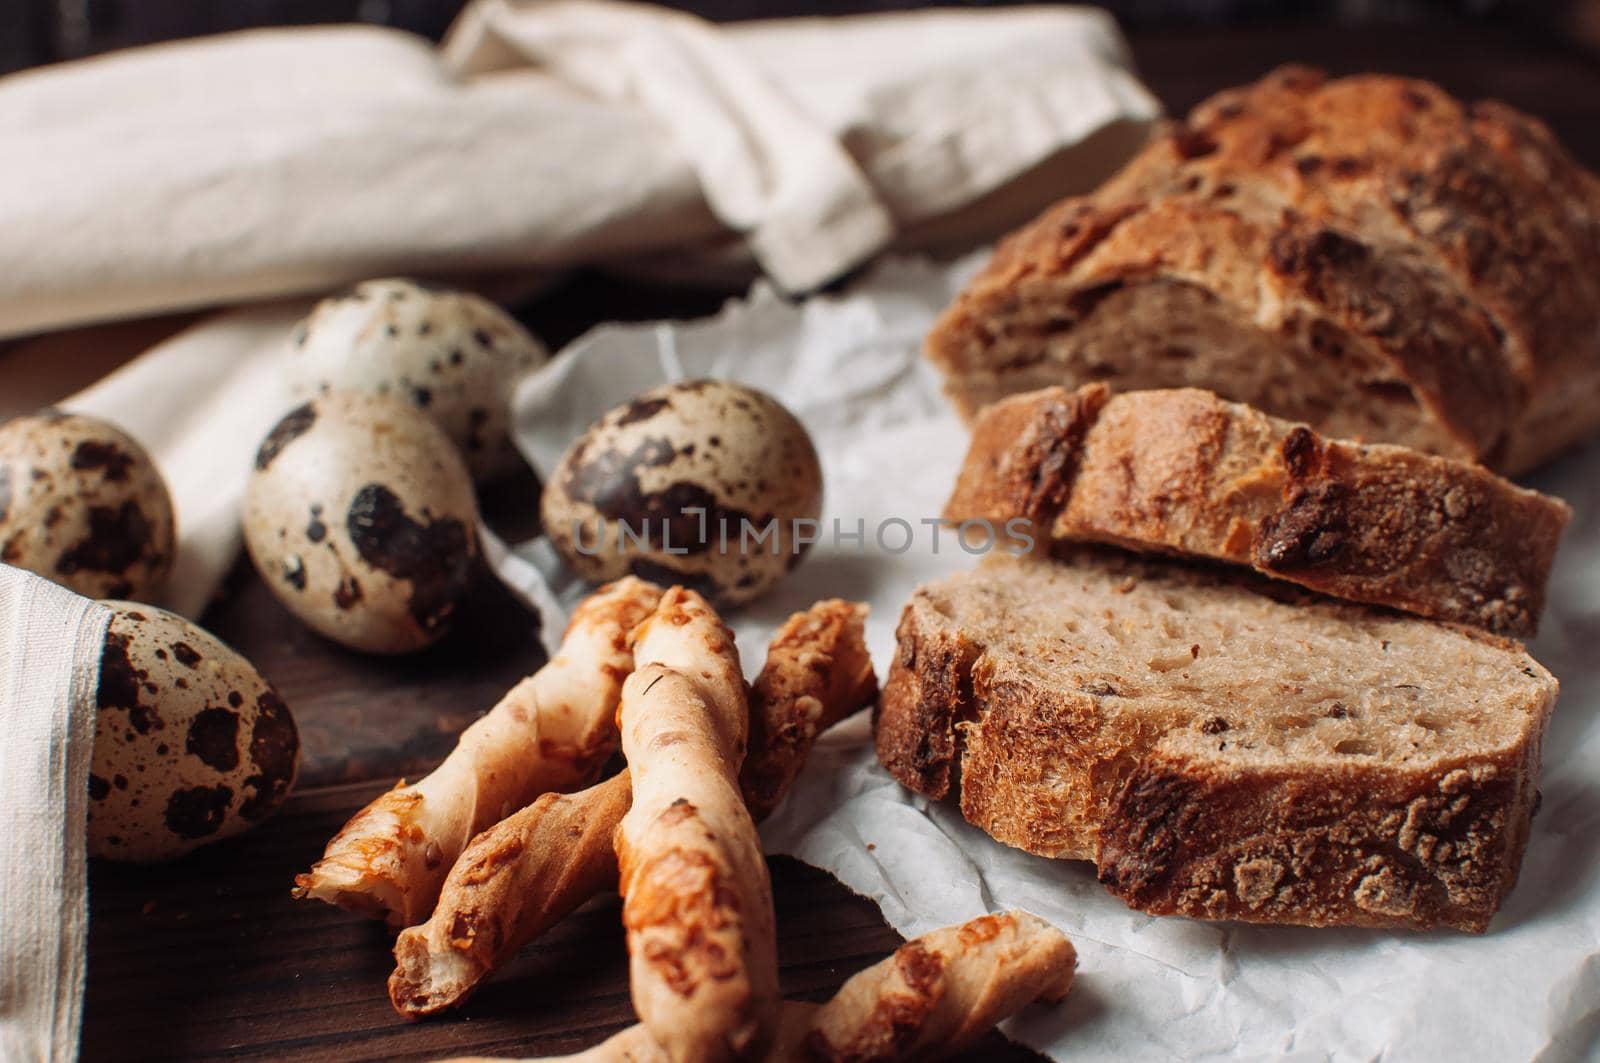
<box><xmin>1096</xmin><ymin>748</ymin><xmax>1539</xmax><ymax>931</ymax></box>
<box><xmin>945</xmin><ymin>386</ymin><xmax>1570</xmax><ymax>637</ymax></box>
<box><xmin>1261</xmin><ymin>215</ymin><xmax>1516</xmax><ymax>462</ymax></box>
<box><xmin>874</xmin><ymin>606</ymin><xmax>979</xmax><ymax>800</ymax></box>
<box><xmin>945</xmin><ymin>382</ymin><xmax>1110</xmax><ymax>531</ymax></box>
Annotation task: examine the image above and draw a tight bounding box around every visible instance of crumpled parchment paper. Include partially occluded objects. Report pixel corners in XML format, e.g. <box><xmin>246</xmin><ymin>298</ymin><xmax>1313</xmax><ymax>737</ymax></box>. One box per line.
<box><xmin>503</xmin><ymin>254</ymin><xmax>1600</xmax><ymax>1062</ymax></box>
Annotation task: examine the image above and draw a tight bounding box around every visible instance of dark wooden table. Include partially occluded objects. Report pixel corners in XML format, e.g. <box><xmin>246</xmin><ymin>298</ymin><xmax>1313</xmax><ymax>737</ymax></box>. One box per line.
<box><xmin>1</xmin><ymin>16</ymin><xmax>1594</xmax><ymax>1063</ymax></box>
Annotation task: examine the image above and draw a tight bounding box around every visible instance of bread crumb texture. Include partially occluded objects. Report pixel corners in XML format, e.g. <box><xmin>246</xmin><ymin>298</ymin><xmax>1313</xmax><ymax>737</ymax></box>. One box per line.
<box><xmin>877</xmin><ymin>551</ymin><xmax>1556</xmax><ymax>930</ymax></box>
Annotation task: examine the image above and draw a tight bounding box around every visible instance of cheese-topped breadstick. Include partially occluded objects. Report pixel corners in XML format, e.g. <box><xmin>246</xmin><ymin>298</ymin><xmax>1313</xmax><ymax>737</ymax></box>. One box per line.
<box><xmin>740</xmin><ymin>601</ymin><xmax>876</xmax><ymax>822</ymax></box>
<box><xmin>436</xmin><ymin>910</ymin><xmax>1075</xmax><ymax>1063</ymax></box>
<box><xmin>390</xmin><ymin>601</ymin><xmax>875</xmax><ymax>1017</ymax></box>
<box><xmin>390</xmin><ymin>771</ymin><xmax>632</xmax><ymax>1016</ymax></box>
<box><xmin>807</xmin><ymin>910</ymin><xmax>1075</xmax><ymax>1060</ymax></box>
<box><xmin>616</xmin><ymin>587</ymin><xmax>777</xmax><ymax>1062</ymax></box>
<box><xmin>294</xmin><ymin>578</ymin><xmax>661</xmax><ymax>928</ymax></box>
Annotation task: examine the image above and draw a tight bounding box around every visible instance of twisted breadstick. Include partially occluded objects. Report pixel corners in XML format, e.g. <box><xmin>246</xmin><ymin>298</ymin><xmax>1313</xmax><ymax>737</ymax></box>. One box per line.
<box><xmin>294</xmin><ymin>578</ymin><xmax>662</xmax><ymax>928</ymax></box>
<box><xmin>618</xmin><ymin>587</ymin><xmax>777</xmax><ymax>1062</ymax></box>
<box><xmin>438</xmin><ymin>910</ymin><xmax>1075</xmax><ymax>1063</ymax></box>
<box><xmin>390</xmin><ymin>771</ymin><xmax>631</xmax><ymax>1015</ymax></box>
<box><xmin>740</xmin><ymin>602</ymin><xmax>876</xmax><ymax>822</ymax></box>
<box><xmin>390</xmin><ymin>601</ymin><xmax>875</xmax><ymax>1018</ymax></box>
<box><xmin>807</xmin><ymin>910</ymin><xmax>1075</xmax><ymax>1060</ymax></box>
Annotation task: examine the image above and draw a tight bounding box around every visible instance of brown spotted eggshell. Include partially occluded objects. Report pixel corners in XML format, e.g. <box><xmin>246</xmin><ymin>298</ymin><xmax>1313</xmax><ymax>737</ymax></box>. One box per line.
<box><xmin>0</xmin><ymin>410</ymin><xmax>175</xmax><ymax>601</ymax></box>
<box><xmin>541</xmin><ymin>380</ymin><xmax>823</xmax><ymax>605</ymax></box>
<box><xmin>284</xmin><ymin>279</ymin><xmax>547</xmax><ymax>482</ymax></box>
<box><xmin>90</xmin><ymin>602</ymin><xmax>299</xmax><ymax>861</ymax></box>
<box><xmin>243</xmin><ymin>392</ymin><xmax>479</xmax><ymax>654</ymax></box>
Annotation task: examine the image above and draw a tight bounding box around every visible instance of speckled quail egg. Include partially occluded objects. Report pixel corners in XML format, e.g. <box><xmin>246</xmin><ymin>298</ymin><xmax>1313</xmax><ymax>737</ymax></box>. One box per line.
<box><xmin>90</xmin><ymin>601</ymin><xmax>299</xmax><ymax>861</ymax></box>
<box><xmin>284</xmin><ymin>278</ymin><xmax>547</xmax><ymax>482</ymax></box>
<box><xmin>541</xmin><ymin>380</ymin><xmax>823</xmax><ymax>605</ymax></box>
<box><xmin>0</xmin><ymin>409</ymin><xmax>176</xmax><ymax>601</ymax></box>
<box><xmin>244</xmin><ymin>393</ymin><xmax>480</xmax><ymax>654</ymax></box>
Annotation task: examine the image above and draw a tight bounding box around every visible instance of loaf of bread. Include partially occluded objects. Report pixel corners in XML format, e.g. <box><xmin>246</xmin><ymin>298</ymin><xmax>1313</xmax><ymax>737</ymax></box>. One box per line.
<box><xmin>944</xmin><ymin>384</ymin><xmax>1571</xmax><ymax>636</ymax></box>
<box><xmin>876</xmin><ymin>550</ymin><xmax>1557</xmax><ymax>931</ymax></box>
<box><xmin>926</xmin><ymin>66</ymin><xmax>1600</xmax><ymax>475</ymax></box>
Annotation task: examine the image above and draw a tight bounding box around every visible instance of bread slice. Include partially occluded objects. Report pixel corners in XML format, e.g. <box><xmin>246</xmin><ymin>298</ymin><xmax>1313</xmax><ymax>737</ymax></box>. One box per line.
<box><xmin>925</xmin><ymin>67</ymin><xmax>1600</xmax><ymax>475</ymax></box>
<box><xmin>875</xmin><ymin>551</ymin><xmax>1557</xmax><ymax>931</ymax></box>
<box><xmin>944</xmin><ymin>384</ymin><xmax>1570</xmax><ymax>637</ymax></box>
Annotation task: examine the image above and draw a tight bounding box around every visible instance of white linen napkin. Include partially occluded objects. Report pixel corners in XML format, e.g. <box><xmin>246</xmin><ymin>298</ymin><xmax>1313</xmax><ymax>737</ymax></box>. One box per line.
<box><xmin>62</xmin><ymin>304</ymin><xmax>305</xmax><ymax>618</ymax></box>
<box><xmin>0</xmin><ymin>568</ymin><xmax>110</xmax><ymax>1063</ymax></box>
<box><xmin>0</xmin><ymin>0</ymin><xmax>1158</xmax><ymax>340</ymax></box>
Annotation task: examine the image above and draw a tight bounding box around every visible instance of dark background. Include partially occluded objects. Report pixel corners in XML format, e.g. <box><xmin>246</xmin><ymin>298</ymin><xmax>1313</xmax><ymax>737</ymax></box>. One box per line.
<box><xmin>4</xmin><ymin>0</ymin><xmax>1600</xmax><ymax>76</ymax></box>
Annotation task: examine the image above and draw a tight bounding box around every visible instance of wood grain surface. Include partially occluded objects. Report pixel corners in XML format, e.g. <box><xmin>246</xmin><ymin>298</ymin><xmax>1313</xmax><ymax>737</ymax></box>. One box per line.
<box><xmin>3</xmin><ymin>17</ymin><xmax>1594</xmax><ymax>1063</ymax></box>
<box><xmin>82</xmin><ymin>785</ymin><xmax>974</xmax><ymax>1062</ymax></box>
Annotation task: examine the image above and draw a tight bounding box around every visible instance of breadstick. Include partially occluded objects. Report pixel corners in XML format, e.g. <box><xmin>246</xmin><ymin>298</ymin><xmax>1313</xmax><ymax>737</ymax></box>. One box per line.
<box><xmin>389</xmin><ymin>772</ymin><xmax>632</xmax><ymax>1015</ymax></box>
<box><xmin>617</xmin><ymin>587</ymin><xmax>778</xmax><ymax>1062</ymax></box>
<box><xmin>436</xmin><ymin>910</ymin><xmax>1075</xmax><ymax>1063</ymax></box>
<box><xmin>391</xmin><ymin>601</ymin><xmax>874</xmax><ymax>1018</ymax></box>
<box><xmin>807</xmin><ymin>910</ymin><xmax>1075</xmax><ymax>1060</ymax></box>
<box><xmin>740</xmin><ymin>601</ymin><xmax>877</xmax><ymax>822</ymax></box>
<box><xmin>294</xmin><ymin>578</ymin><xmax>661</xmax><ymax>928</ymax></box>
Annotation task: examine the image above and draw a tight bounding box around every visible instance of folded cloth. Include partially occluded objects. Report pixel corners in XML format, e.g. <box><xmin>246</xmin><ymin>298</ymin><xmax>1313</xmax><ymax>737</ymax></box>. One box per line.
<box><xmin>62</xmin><ymin>304</ymin><xmax>305</xmax><ymax>618</ymax></box>
<box><xmin>0</xmin><ymin>0</ymin><xmax>1158</xmax><ymax>339</ymax></box>
<box><xmin>0</xmin><ymin>568</ymin><xmax>110</xmax><ymax>1063</ymax></box>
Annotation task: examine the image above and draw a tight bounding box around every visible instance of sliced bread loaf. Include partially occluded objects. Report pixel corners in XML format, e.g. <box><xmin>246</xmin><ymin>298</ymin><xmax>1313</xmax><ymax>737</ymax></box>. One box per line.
<box><xmin>925</xmin><ymin>67</ymin><xmax>1600</xmax><ymax>474</ymax></box>
<box><xmin>944</xmin><ymin>384</ymin><xmax>1570</xmax><ymax>637</ymax></box>
<box><xmin>1098</xmin><ymin>66</ymin><xmax>1600</xmax><ymax>475</ymax></box>
<box><xmin>875</xmin><ymin>551</ymin><xmax>1557</xmax><ymax>931</ymax></box>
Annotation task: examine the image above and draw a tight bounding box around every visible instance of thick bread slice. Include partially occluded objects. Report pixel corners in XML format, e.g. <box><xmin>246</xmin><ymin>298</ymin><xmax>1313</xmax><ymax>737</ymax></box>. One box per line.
<box><xmin>875</xmin><ymin>552</ymin><xmax>1557</xmax><ymax>931</ymax></box>
<box><xmin>945</xmin><ymin>384</ymin><xmax>1570</xmax><ymax>637</ymax></box>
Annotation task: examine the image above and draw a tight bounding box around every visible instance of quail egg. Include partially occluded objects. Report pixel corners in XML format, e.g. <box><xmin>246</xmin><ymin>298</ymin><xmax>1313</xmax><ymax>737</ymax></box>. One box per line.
<box><xmin>285</xmin><ymin>278</ymin><xmax>547</xmax><ymax>482</ymax></box>
<box><xmin>90</xmin><ymin>601</ymin><xmax>299</xmax><ymax>861</ymax></box>
<box><xmin>244</xmin><ymin>393</ymin><xmax>479</xmax><ymax>654</ymax></box>
<box><xmin>0</xmin><ymin>409</ymin><xmax>175</xmax><ymax>600</ymax></box>
<box><xmin>541</xmin><ymin>380</ymin><xmax>823</xmax><ymax>605</ymax></box>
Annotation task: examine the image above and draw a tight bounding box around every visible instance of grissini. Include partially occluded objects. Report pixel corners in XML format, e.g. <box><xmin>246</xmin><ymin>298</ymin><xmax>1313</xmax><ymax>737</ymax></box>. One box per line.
<box><xmin>615</xmin><ymin>587</ymin><xmax>778</xmax><ymax>1062</ymax></box>
<box><xmin>294</xmin><ymin>578</ymin><xmax>661</xmax><ymax>928</ymax></box>
<box><xmin>388</xmin><ymin>772</ymin><xmax>632</xmax><ymax>1016</ymax></box>
<box><xmin>739</xmin><ymin>601</ymin><xmax>877</xmax><ymax>822</ymax></box>
<box><xmin>436</xmin><ymin>910</ymin><xmax>1076</xmax><ymax>1063</ymax></box>
<box><xmin>944</xmin><ymin>384</ymin><xmax>1570</xmax><ymax>637</ymax></box>
<box><xmin>806</xmin><ymin>910</ymin><xmax>1075</xmax><ymax>1061</ymax></box>
<box><xmin>390</xmin><ymin>601</ymin><xmax>876</xmax><ymax>1018</ymax></box>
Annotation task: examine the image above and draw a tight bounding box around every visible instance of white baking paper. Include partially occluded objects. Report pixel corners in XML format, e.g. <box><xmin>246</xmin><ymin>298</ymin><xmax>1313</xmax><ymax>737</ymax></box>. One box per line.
<box><xmin>504</xmin><ymin>254</ymin><xmax>1600</xmax><ymax>1062</ymax></box>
